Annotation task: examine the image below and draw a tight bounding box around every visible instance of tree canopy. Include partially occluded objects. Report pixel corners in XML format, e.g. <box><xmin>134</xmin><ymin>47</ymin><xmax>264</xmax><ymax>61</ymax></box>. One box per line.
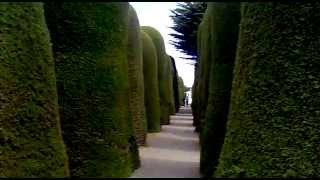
<box><xmin>169</xmin><ymin>2</ymin><xmax>207</xmax><ymax>61</ymax></box>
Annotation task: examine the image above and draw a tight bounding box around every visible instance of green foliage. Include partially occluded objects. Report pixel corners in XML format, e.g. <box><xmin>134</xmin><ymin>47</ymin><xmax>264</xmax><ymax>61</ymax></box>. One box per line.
<box><xmin>192</xmin><ymin>6</ymin><xmax>213</xmax><ymax>133</ymax></box>
<box><xmin>178</xmin><ymin>76</ymin><xmax>185</xmax><ymax>106</ymax></box>
<box><xmin>44</xmin><ymin>2</ymin><xmax>134</xmax><ymax>177</ymax></box>
<box><xmin>126</xmin><ymin>5</ymin><xmax>143</xmax><ymax>169</ymax></box>
<box><xmin>191</xmin><ymin>62</ymin><xmax>200</xmax><ymax>127</ymax></box>
<box><xmin>166</xmin><ymin>55</ymin><xmax>176</xmax><ymax>116</ymax></box>
<box><xmin>0</xmin><ymin>3</ymin><xmax>69</xmax><ymax>177</ymax></box>
<box><xmin>200</xmin><ymin>3</ymin><xmax>240</xmax><ymax>177</ymax></box>
<box><xmin>169</xmin><ymin>56</ymin><xmax>180</xmax><ymax>112</ymax></box>
<box><xmin>140</xmin><ymin>31</ymin><xmax>161</xmax><ymax>133</ymax></box>
<box><xmin>160</xmin><ymin>54</ymin><xmax>176</xmax><ymax>124</ymax></box>
<box><xmin>169</xmin><ymin>2</ymin><xmax>207</xmax><ymax>60</ymax></box>
<box><xmin>141</xmin><ymin>26</ymin><xmax>171</xmax><ymax>125</ymax></box>
<box><xmin>215</xmin><ymin>2</ymin><xmax>320</xmax><ymax>177</ymax></box>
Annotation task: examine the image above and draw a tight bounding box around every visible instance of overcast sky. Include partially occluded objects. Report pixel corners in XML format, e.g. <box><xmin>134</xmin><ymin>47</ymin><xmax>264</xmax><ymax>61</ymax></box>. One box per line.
<box><xmin>130</xmin><ymin>2</ymin><xmax>195</xmax><ymax>87</ymax></box>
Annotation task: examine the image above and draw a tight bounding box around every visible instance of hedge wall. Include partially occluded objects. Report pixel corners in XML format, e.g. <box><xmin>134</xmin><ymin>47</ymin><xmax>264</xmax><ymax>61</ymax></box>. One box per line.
<box><xmin>215</xmin><ymin>2</ymin><xmax>320</xmax><ymax>177</ymax></box>
<box><xmin>126</xmin><ymin>5</ymin><xmax>143</xmax><ymax>169</ymax></box>
<box><xmin>191</xmin><ymin>21</ymin><xmax>201</xmax><ymax>119</ymax></box>
<box><xmin>160</xmin><ymin>54</ymin><xmax>176</xmax><ymax>124</ymax></box>
<box><xmin>140</xmin><ymin>31</ymin><xmax>161</xmax><ymax>133</ymax></box>
<box><xmin>170</xmin><ymin>56</ymin><xmax>180</xmax><ymax>113</ymax></box>
<box><xmin>191</xmin><ymin>60</ymin><xmax>200</xmax><ymax>128</ymax></box>
<box><xmin>0</xmin><ymin>3</ymin><xmax>69</xmax><ymax>177</ymax></box>
<box><xmin>44</xmin><ymin>3</ymin><xmax>135</xmax><ymax>177</ymax></box>
<box><xmin>140</xmin><ymin>30</ymin><xmax>161</xmax><ymax>132</ymax></box>
<box><xmin>200</xmin><ymin>2</ymin><xmax>240</xmax><ymax>177</ymax></box>
<box><xmin>192</xmin><ymin>6</ymin><xmax>214</xmax><ymax>133</ymax></box>
<box><xmin>178</xmin><ymin>76</ymin><xmax>185</xmax><ymax>106</ymax></box>
<box><xmin>166</xmin><ymin>55</ymin><xmax>176</xmax><ymax>116</ymax></box>
<box><xmin>141</xmin><ymin>26</ymin><xmax>171</xmax><ymax>125</ymax></box>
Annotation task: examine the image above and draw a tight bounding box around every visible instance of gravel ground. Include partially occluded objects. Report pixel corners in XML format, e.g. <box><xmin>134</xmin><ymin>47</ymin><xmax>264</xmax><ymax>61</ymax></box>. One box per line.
<box><xmin>130</xmin><ymin>107</ymin><xmax>200</xmax><ymax>178</ymax></box>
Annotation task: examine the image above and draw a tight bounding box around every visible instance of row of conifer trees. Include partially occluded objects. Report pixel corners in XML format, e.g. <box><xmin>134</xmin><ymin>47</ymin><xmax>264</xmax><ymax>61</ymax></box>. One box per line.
<box><xmin>192</xmin><ymin>2</ymin><xmax>320</xmax><ymax>178</ymax></box>
<box><xmin>0</xmin><ymin>2</ymin><xmax>185</xmax><ymax>177</ymax></box>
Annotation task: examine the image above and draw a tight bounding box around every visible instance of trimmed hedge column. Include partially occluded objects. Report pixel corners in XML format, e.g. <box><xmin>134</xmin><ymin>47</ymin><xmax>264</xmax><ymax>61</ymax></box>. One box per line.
<box><xmin>141</xmin><ymin>26</ymin><xmax>171</xmax><ymax>125</ymax></box>
<box><xmin>191</xmin><ymin>61</ymin><xmax>200</xmax><ymax>127</ymax></box>
<box><xmin>126</xmin><ymin>5</ymin><xmax>143</xmax><ymax>169</ymax></box>
<box><xmin>160</xmin><ymin>54</ymin><xmax>176</xmax><ymax>124</ymax></box>
<box><xmin>140</xmin><ymin>31</ymin><xmax>161</xmax><ymax>132</ymax></box>
<box><xmin>170</xmin><ymin>56</ymin><xmax>180</xmax><ymax>113</ymax></box>
<box><xmin>192</xmin><ymin>6</ymin><xmax>213</xmax><ymax>133</ymax></box>
<box><xmin>44</xmin><ymin>3</ymin><xmax>136</xmax><ymax>177</ymax></box>
<box><xmin>0</xmin><ymin>3</ymin><xmax>69</xmax><ymax>177</ymax></box>
<box><xmin>166</xmin><ymin>55</ymin><xmax>176</xmax><ymax>116</ymax></box>
<box><xmin>191</xmin><ymin>21</ymin><xmax>202</xmax><ymax>121</ymax></box>
<box><xmin>200</xmin><ymin>2</ymin><xmax>240</xmax><ymax>177</ymax></box>
<box><xmin>127</xmin><ymin>5</ymin><xmax>146</xmax><ymax>147</ymax></box>
<box><xmin>215</xmin><ymin>2</ymin><xmax>320</xmax><ymax>177</ymax></box>
<box><xmin>178</xmin><ymin>76</ymin><xmax>185</xmax><ymax>106</ymax></box>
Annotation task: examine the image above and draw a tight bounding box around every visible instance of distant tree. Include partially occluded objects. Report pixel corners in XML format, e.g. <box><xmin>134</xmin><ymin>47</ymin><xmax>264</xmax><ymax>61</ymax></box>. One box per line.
<box><xmin>169</xmin><ymin>2</ymin><xmax>207</xmax><ymax>61</ymax></box>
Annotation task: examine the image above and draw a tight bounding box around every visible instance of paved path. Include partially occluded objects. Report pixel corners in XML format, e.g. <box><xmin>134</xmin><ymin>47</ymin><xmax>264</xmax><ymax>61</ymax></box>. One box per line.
<box><xmin>130</xmin><ymin>106</ymin><xmax>200</xmax><ymax>178</ymax></box>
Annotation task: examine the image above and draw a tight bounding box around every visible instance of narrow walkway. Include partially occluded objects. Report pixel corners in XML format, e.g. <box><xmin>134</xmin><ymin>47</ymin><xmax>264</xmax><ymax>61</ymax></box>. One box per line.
<box><xmin>130</xmin><ymin>106</ymin><xmax>200</xmax><ymax>178</ymax></box>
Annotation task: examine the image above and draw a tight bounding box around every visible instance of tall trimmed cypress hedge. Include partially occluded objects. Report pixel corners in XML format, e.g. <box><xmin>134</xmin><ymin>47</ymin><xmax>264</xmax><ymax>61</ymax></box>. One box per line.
<box><xmin>192</xmin><ymin>6</ymin><xmax>213</xmax><ymax>133</ymax></box>
<box><xmin>44</xmin><ymin>3</ymin><xmax>136</xmax><ymax>177</ymax></box>
<box><xmin>178</xmin><ymin>76</ymin><xmax>185</xmax><ymax>106</ymax></box>
<box><xmin>160</xmin><ymin>54</ymin><xmax>175</xmax><ymax>124</ymax></box>
<box><xmin>191</xmin><ymin>21</ymin><xmax>202</xmax><ymax>118</ymax></box>
<box><xmin>191</xmin><ymin>60</ymin><xmax>200</xmax><ymax>127</ymax></box>
<box><xmin>140</xmin><ymin>31</ymin><xmax>161</xmax><ymax>133</ymax></box>
<box><xmin>0</xmin><ymin>3</ymin><xmax>69</xmax><ymax>177</ymax></box>
<box><xmin>215</xmin><ymin>2</ymin><xmax>320</xmax><ymax>177</ymax></box>
<box><xmin>170</xmin><ymin>56</ymin><xmax>180</xmax><ymax>113</ymax></box>
<box><xmin>141</xmin><ymin>26</ymin><xmax>171</xmax><ymax>125</ymax></box>
<box><xmin>200</xmin><ymin>2</ymin><xmax>240</xmax><ymax>177</ymax></box>
<box><xmin>166</xmin><ymin>55</ymin><xmax>176</xmax><ymax>116</ymax></box>
<box><xmin>126</xmin><ymin>5</ymin><xmax>143</xmax><ymax>169</ymax></box>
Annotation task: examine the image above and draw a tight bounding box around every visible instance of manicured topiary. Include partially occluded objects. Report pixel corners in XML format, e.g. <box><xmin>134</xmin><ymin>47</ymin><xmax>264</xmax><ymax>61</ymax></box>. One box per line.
<box><xmin>200</xmin><ymin>2</ymin><xmax>240</xmax><ymax>177</ymax></box>
<box><xmin>159</xmin><ymin>54</ymin><xmax>176</xmax><ymax>124</ymax></box>
<box><xmin>0</xmin><ymin>3</ymin><xmax>69</xmax><ymax>177</ymax></box>
<box><xmin>126</xmin><ymin>5</ymin><xmax>143</xmax><ymax>169</ymax></box>
<box><xmin>44</xmin><ymin>3</ymin><xmax>135</xmax><ymax>177</ymax></box>
<box><xmin>191</xmin><ymin>22</ymin><xmax>202</xmax><ymax>128</ymax></box>
<box><xmin>166</xmin><ymin>55</ymin><xmax>176</xmax><ymax>116</ymax></box>
<box><xmin>141</xmin><ymin>26</ymin><xmax>171</xmax><ymax>125</ymax></box>
<box><xmin>178</xmin><ymin>76</ymin><xmax>185</xmax><ymax>106</ymax></box>
<box><xmin>191</xmin><ymin>61</ymin><xmax>200</xmax><ymax>128</ymax></box>
<box><xmin>140</xmin><ymin>31</ymin><xmax>161</xmax><ymax>133</ymax></box>
<box><xmin>215</xmin><ymin>2</ymin><xmax>320</xmax><ymax>177</ymax></box>
<box><xmin>192</xmin><ymin>6</ymin><xmax>213</xmax><ymax>133</ymax></box>
<box><xmin>169</xmin><ymin>56</ymin><xmax>180</xmax><ymax>113</ymax></box>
